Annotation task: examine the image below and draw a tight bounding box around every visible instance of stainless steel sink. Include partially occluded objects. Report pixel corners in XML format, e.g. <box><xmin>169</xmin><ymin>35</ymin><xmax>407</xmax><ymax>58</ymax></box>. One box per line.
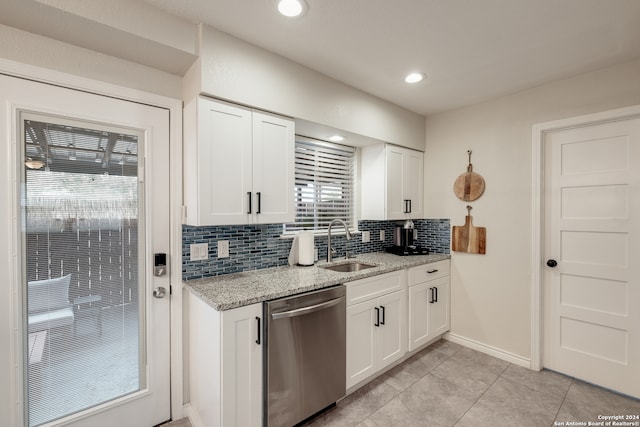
<box><xmin>321</xmin><ymin>262</ymin><xmax>377</xmax><ymax>273</ymax></box>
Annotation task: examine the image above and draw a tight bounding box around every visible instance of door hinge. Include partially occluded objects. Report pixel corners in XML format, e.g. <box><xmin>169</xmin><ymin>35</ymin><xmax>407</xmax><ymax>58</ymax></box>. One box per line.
<box><xmin>169</xmin><ymin>285</ymin><xmax>173</xmax><ymax>295</ymax></box>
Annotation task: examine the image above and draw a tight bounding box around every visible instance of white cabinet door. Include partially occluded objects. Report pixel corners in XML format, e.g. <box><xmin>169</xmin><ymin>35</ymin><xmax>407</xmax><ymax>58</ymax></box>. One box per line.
<box><xmin>189</xmin><ymin>294</ymin><xmax>263</xmax><ymax>427</ymax></box>
<box><xmin>221</xmin><ymin>303</ymin><xmax>263</xmax><ymax>427</ymax></box>
<box><xmin>346</xmin><ymin>298</ymin><xmax>378</xmax><ymax>389</ymax></box>
<box><xmin>346</xmin><ymin>284</ymin><xmax>406</xmax><ymax>389</ymax></box>
<box><xmin>385</xmin><ymin>146</ymin><xmax>406</xmax><ymax>219</ymax></box>
<box><xmin>185</xmin><ymin>97</ymin><xmax>295</xmax><ymax>226</ymax></box>
<box><xmin>252</xmin><ymin>111</ymin><xmax>295</xmax><ymax>224</ymax></box>
<box><xmin>404</xmin><ymin>149</ymin><xmax>424</xmax><ymax>218</ymax></box>
<box><xmin>195</xmin><ymin>98</ymin><xmax>252</xmax><ymax>225</ymax></box>
<box><xmin>408</xmin><ymin>262</ymin><xmax>451</xmax><ymax>352</ymax></box>
<box><xmin>361</xmin><ymin>144</ymin><xmax>424</xmax><ymax>220</ymax></box>
<box><xmin>408</xmin><ymin>281</ymin><xmax>431</xmax><ymax>351</ymax></box>
<box><xmin>377</xmin><ymin>290</ymin><xmax>406</xmax><ymax>370</ymax></box>
<box><xmin>428</xmin><ymin>277</ymin><xmax>450</xmax><ymax>337</ymax></box>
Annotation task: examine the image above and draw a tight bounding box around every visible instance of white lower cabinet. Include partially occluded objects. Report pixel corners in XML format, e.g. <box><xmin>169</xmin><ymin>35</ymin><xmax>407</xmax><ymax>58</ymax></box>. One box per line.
<box><xmin>408</xmin><ymin>260</ymin><xmax>451</xmax><ymax>351</ymax></box>
<box><xmin>346</xmin><ymin>271</ymin><xmax>406</xmax><ymax>389</ymax></box>
<box><xmin>188</xmin><ymin>293</ymin><xmax>262</xmax><ymax>427</ymax></box>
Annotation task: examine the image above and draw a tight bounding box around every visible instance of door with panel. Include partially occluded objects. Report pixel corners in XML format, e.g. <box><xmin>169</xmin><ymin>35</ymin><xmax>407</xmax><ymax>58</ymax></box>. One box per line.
<box><xmin>543</xmin><ymin>115</ymin><xmax>640</xmax><ymax>398</ymax></box>
<box><xmin>385</xmin><ymin>146</ymin><xmax>405</xmax><ymax>219</ymax></box>
<box><xmin>408</xmin><ymin>282</ymin><xmax>431</xmax><ymax>351</ymax></box>
<box><xmin>428</xmin><ymin>277</ymin><xmax>450</xmax><ymax>337</ymax></box>
<box><xmin>377</xmin><ymin>290</ymin><xmax>406</xmax><ymax>370</ymax></box>
<box><xmin>251</xmin><ymin>111</ymin><xmax>294</xmax><ymax>224</ymax></box>
<box><xmin>0</xmin><ymin>74</ymin><xmax>171</xmax><ymax>426</ymax></box>
<box><xmin>346</xmin><ymin>299</ymin><xmax>378</xmax><ymax>388</ymax></box>
<box><xmin>403</xmin><ymin>149</ymin><xmax>424</xmax><ymax>218</ymax></box>
<box><xmin>196</xmin><ymin>98</ymin><xmax>253</xmax><ymax>225</ymax></box>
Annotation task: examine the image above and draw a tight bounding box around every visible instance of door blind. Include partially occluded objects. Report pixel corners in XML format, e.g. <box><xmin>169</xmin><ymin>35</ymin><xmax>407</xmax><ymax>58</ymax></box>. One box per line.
<box><xmin>285</xmin><ymin>137</ymin><xmax>355</xmax><ymax>233</ymax></box>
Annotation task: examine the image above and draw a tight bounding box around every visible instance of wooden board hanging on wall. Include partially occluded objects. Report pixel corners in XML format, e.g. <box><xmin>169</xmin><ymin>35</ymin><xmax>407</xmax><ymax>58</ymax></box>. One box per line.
<box><xmin>453</xmin><ymin>150</ymin><xmax>485</xmax><ymax>202</ymax></box>
<box><xmin>452</xmin><ymin>206</ymin><xmax>486</xmax><ymax>254</ymax></box>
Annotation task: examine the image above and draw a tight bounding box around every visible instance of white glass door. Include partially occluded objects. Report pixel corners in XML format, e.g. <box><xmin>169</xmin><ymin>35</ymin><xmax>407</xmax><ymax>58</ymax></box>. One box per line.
<box><xmin>22</xmin><ymin>115</ymin><xmax>147</xmax><ymax>426</ymax></box>
<box><xmin>0</xmin><ymin>74</ymin><xmax>171</xmax><ymax>427</ymax></box>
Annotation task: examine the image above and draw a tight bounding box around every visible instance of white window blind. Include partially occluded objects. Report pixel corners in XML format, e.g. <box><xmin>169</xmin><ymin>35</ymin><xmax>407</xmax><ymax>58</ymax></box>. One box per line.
<box><xmin>285</xmin><ymin>137</ymin><xmax>356</xmax><ymax>233</ymax></box>
<box><xmin>22</xmin><ymin>115</ymin><xmax>143</xmax><ymax>426</ymax></box>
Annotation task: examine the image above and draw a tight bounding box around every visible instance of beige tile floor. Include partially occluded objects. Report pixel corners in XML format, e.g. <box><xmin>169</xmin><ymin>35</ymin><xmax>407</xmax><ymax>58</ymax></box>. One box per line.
<box><xmin>163</xmin><ymin>340</ymin><xmax>640</xmax><ymax>427</ymax></box>
<box><xmin>304</xmin><ymin>340</ymin><xmax>640</xmax><ymax>427</ymax></box>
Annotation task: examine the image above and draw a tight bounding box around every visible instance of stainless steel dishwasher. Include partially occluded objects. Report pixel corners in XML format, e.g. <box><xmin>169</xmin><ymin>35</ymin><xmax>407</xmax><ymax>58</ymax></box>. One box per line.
<box><xmin>264</xmin><ymin>285</ymin><xmax>346</xmax><ymax>427</ymax></box>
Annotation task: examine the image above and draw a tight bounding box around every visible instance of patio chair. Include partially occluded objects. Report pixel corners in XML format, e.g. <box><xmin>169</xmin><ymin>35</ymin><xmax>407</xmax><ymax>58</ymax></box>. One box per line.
<box><xmin>27</xmin><ymin>274</ymin><xmax>74</xmax><ymax>334</ymax></box>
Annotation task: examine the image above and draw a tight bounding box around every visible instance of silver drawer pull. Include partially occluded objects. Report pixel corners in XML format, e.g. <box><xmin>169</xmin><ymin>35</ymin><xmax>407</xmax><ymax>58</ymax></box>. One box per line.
<box><xmin>271</xmin><ymin>296</ymin><xmax>344</xmax><ymax>320</ymax></box>
<box><xmin>427</xmin><ymin>269</ymin><xmax>438</xmax><ymax>274</ymax></box>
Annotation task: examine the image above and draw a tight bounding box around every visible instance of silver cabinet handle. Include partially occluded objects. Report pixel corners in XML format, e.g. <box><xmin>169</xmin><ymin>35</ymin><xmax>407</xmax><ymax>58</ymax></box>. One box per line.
<box><xmin>271</xmin><ymin>296</ymin><xmax>344</xmax><ymax>320</ymax></box>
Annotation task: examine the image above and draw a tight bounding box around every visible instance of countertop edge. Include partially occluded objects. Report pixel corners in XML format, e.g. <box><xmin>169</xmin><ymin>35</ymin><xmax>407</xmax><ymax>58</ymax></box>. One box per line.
<box><xmin>184</xmin><ymin>252</ymin><xmax>450</xmax><ymax>311</ymax></box>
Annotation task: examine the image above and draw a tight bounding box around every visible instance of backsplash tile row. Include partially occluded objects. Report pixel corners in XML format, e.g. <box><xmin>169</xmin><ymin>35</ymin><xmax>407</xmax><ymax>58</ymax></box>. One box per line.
<box><xmin>182</xmin><ymin>219</ymin><xmax>451</xmax><ymax>281</ymax></box>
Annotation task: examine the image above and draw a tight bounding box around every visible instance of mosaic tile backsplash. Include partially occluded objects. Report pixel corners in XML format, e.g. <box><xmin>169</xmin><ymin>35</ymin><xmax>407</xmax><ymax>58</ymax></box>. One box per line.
<box><xmin>182</xmin><ymin>219</ymin><xmax>451</xmax><ymax>281</ymax></box>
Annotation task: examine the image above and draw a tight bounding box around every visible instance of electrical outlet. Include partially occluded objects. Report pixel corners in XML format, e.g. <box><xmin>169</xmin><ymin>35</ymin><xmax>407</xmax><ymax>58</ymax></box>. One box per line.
<box><xmin>190</xmin><ymin>243</ymin><xmax>208</xmax><ymax>261</ymax></box>
<box><xmin>380</xmin><ymin>230</ymin><xmax>385</xmax><ymax>241</ymax></box>
<box><xmin>218</xmin><ymin>240</ymin><xmax>230</xmax><ymax>258</ymax></box>
<box><xmin>362</xmin><ymin>231</ymin><xmax>370</xmax><ymax>243</ymax></box>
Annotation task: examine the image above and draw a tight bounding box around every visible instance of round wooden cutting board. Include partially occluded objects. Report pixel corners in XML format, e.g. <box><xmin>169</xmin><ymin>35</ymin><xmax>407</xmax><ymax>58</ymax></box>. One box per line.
<box><xmin>454</xmin><ymin>150</ymin><xmax>485</xmax><ymax>201</ymax></box>
<box><xmin>454</xmin><ymin>170</ymin><xmax>485</xmax><ymax>201</ymax></box>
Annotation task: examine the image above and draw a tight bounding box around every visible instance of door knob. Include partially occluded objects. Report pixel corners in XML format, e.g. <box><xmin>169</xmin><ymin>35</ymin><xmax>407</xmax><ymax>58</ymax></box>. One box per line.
<box><xmin>546</xmin><ymin>259</ymin><xmax>558</xmax><ymax>268</ymax></box>
<box><xmin>153</xmin><ymin>287</ymin><xmax>167</xmax><ymax>299</ymax></box>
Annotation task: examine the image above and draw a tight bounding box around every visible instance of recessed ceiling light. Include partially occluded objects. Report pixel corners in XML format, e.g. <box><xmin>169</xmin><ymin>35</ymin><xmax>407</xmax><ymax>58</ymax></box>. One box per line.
<box><xmin>328</xmin><ymin>135</ymin><xmax>344</xmax><ymax>142</ymax></box>
<box><xmin>277</xmin><ymin>0</ymin><xmax>307</xmax><ymax>18</ymax></box>
<box><xmin>404</xmin><ymin>72</ymin><xmax>425</xmax><ymax>84</ymax></box>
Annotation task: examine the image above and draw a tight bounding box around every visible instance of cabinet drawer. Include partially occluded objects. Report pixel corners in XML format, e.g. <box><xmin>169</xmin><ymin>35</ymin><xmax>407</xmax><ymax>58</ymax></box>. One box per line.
<box><xmin>408</xmin><ymin>260</ymin><xmax>450</xmax><ymax>286</ymax></box>
<box><xmin>346</xmin><ymin>270</ymin><xmax>404</xmax><ymax>306</ymax></box>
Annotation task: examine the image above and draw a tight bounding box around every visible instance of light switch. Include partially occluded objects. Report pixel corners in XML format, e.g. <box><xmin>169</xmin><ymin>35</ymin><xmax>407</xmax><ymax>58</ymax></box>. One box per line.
<box><xmin>218</xmin><ymin>240</ymin><xmax>230</xmax><ymax>258</ymax></box>
<box><xmin>190</xmin><ymin>243</ymin><xmax>208</xmax><ymax>261</ymax></box>
<box><xmin>380</xmin><ymin>230</ymin><xmax>385</xmax><ymax>241</ymax></box>
<box><xmin>362</xmin><ymin>231</ymin><xmax>370</xmax><ymax>243</ymax></box>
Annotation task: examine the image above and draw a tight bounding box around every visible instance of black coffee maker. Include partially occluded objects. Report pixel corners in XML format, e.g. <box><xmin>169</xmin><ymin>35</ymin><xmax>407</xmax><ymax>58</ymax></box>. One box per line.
<box><xmin>386</xmin><ymin>219</ymin><xmax>429</xmax><ymax>256</ymax></box>
<box><xmin>393</xmin><ymin>219</ymin><xmax>415</xmax><ymax>248</ymax></box>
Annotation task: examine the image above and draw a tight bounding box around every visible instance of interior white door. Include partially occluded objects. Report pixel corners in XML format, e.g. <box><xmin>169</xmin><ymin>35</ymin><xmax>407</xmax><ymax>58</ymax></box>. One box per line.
<box><xmin>0</xmin><ymin>74</ymin><xmax>171</xmax><ymax>426</ymax></box>
<box><xmin>543</xmin><ymin>116</ymin><xmax>640</xmax><ymax>398</ymax></box>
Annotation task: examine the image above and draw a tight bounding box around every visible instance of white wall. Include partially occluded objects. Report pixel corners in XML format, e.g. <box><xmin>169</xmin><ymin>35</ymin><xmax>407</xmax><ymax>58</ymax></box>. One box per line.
<box><xmin>190</xmin><ymin>25</ymin><xmax>425</xmax><ymax>151</ymax></box>
<box><xmin>0</xmin><ymin>24</ymin><xmax>183</xmax><ymax>99</ymax></box>
<box><xmin>424</xmin><ymin>59</ymin><xmax>640</xmax><ymax>360</ymax></box>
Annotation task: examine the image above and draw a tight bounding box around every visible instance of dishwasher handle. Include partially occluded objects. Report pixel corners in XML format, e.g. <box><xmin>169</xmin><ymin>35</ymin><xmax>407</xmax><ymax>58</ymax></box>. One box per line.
<box><xmin>271</xmin><ymin>296</ymin><xmax>344</xmax><ymax>320</ymax></box>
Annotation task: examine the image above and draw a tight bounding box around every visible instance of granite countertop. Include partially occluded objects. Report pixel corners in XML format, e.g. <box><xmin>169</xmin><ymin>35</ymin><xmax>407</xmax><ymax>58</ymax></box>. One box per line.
<box><xmin>184</xmin><ymin>252</ymin><xmax>450</xmax><ymax>311</ymax></box>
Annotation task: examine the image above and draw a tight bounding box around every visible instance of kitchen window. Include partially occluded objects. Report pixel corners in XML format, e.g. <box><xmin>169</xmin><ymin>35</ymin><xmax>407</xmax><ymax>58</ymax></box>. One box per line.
<box><xmin>284</xmin><ymin>137</ymin><xmax>355</xmax><ymax>234</ymax></box>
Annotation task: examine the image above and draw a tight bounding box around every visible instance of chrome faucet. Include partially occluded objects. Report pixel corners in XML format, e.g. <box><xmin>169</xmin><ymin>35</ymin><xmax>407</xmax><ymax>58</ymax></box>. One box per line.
<box><xmin>327</xmin><ymin>219</ymin><xmax>352</xmax><ymax>262</ymax></box>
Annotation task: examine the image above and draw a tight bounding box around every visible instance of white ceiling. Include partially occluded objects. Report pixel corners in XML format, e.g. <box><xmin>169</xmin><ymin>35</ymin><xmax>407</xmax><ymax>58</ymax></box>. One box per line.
<box><xmin>137</xmin><ymin>0</ymin><xmax>640</xmax><ymax>116</ymax></box>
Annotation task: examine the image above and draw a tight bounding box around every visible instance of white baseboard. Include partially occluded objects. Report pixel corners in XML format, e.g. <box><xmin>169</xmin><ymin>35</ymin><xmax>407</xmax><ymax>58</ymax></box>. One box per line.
<box><xmin>182</xmin><ymin>404</ymin><xmax>202</xmax><ymax>427</ymax></box>
<box><xmin>443</xmin><ymin>332</ymin><xmax>532</xmax><ymax>369</ymax></box>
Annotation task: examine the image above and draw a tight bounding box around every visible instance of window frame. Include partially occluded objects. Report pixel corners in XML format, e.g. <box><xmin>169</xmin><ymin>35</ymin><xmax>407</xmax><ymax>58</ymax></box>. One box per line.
<box><xmin>283</xmin><ymin>136</ymin><xmax>358</xmax><ymax>236</ymax></box>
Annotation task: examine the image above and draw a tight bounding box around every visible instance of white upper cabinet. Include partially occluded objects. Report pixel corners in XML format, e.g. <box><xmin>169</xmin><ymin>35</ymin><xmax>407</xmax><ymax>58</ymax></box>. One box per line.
<box><xmin>184</xmin><ymin>96</ymin><xmax>294</xmax><ymax>226</ymax></box>
<box><xmin>361</xmin><ymin>144</ymin><xmax>424</xmax><ymax>220</ymax></box>
<box><xmin>251</xmin><ymin>111</ymin><xmax>295</xmax><ymax>223</ymax></box>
